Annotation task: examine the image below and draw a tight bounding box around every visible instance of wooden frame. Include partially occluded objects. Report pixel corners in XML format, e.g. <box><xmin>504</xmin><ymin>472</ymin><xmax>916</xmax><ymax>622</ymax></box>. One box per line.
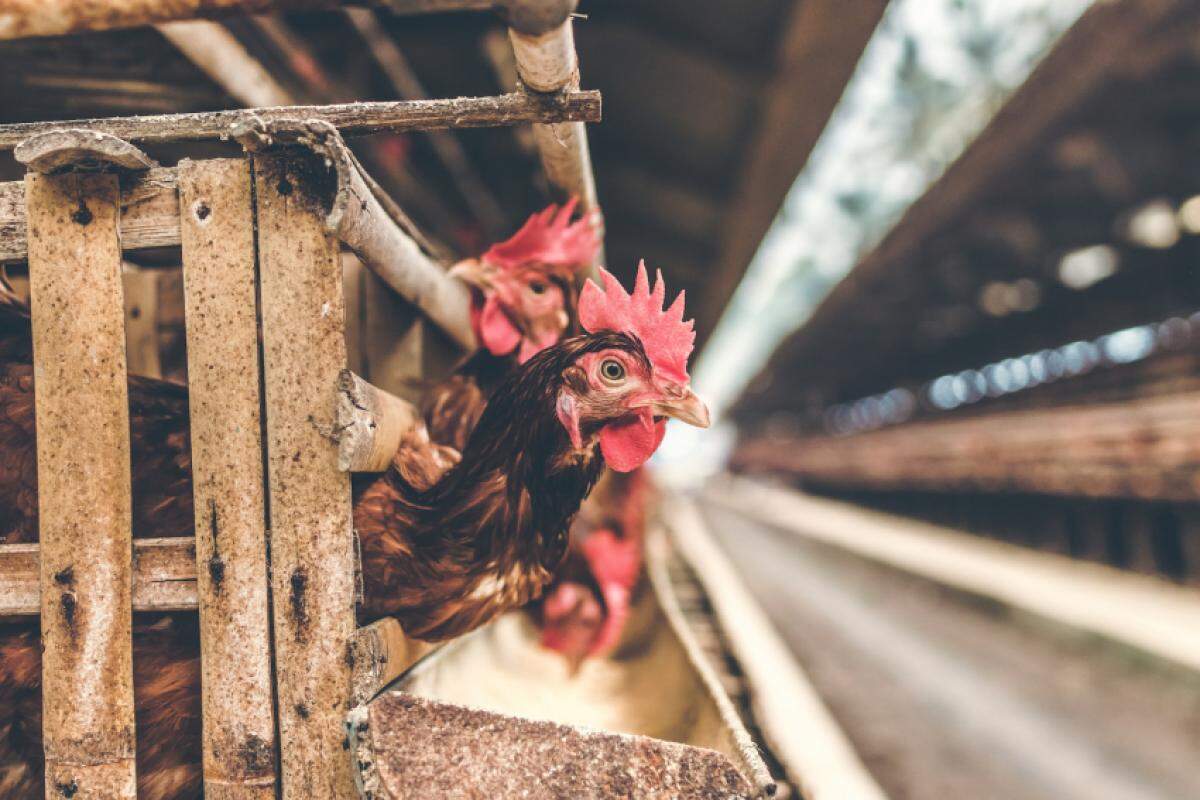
<box><xmin>0</xmin><ymin>3</ymin><xmax>607</xmax><ymax>794</ymax></box>
<box><xmin>179</xmin><ymin>157</ymin><xmax>277</xmax><ymax>797</ymax></box>
<box><xmin>28</xmin><ymin>171</ymin><xmax>138</xmax><ymax>797</ymax></box>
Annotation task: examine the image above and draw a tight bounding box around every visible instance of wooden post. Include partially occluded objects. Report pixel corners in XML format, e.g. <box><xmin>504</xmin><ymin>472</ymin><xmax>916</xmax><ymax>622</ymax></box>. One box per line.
<box><xmin>508</xmin><ymin>14</ymin><xmax>602</xmax><ymax>269</ymax></box>
<box><xmin>254</xmin><ymin>152</ymin><xmax>357</xmax><ymax>798</ymax></box>
<box><xmin>336</xmin><ymin>370</ymin><xmax>419</xmax><ymax>473</ymax></box>
<box><xmin>178</xmin><ymin>158</ymin><xmax>278</xmax><ymax>799</ymax></box>
<box><xmin>26</xmin><ymin>171</ymin><xmax>137</xmax><ymax>798</ymax></box>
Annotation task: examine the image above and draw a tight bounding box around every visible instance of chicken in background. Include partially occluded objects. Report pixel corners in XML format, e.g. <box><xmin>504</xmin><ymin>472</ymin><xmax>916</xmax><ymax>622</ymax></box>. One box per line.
<box><xmin>0</xmin><ymin>263</ymin><xmax>708</xmax><ymax>799</ymax></box>
<box><xmin>535</xmin><ymin>467</ymin><xmax>652</xmax><ymax>671</ymax></box>
<box><xmin>423</xmin><ymin>199</ymin><xmax>599</xmax><ymax>452</ymax></box>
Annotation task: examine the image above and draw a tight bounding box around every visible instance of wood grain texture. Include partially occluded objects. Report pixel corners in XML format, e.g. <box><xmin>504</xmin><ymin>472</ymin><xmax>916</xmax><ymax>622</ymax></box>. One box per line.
<box><xmin>0</xmin><ymin>91</ymin><xmax>601</xmax><ymax>150</ymax></box>
<box><xmin>178</xmin><ymin>157</ymin><xmax>277</xmax><ymax>799</ymax></box>
<box><xmin>0</xmin><ymin>538</ymin><xmax>198</xmax><ymax>618</ymax></box>
<box><xmin>254</xmin><ymin>152</ymin><xmax>357</xmax><ymax>799</ymax></box>
<box><xmin>26</xmin><ymin>171</ymin><xmax>137</xmax><ymax>798</ymax></box>
<box><xmin>1</xmin><ymin>168</ymin><xmax>180</xmax><ymax>264</ymax></box>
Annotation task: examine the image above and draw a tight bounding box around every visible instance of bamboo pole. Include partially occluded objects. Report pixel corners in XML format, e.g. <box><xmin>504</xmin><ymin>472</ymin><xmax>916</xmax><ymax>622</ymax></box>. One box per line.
<box><xmin>507</xmin><ymin>10</ymin><xmax>602</xmax><ymax>268</ymax></box>
<box><xmin>299</xmin><ymin>121</ymin><xmax>477</xmax><ymax>349</ymax></box>
<box><xmin>254</xmin><ymin>151</ymin><xmax>358</xmax><ymax>799</ymax></box>
<box><xmin>0</xmin><ymin>92</ymin><xmax>601</xmax><ymax>151</ymax></box>
<box><xmin>336</xmin><ymin>370</ymin><xmax>419</xmax><ymax>472</ymax></box>
<box><xmin>179</xmin><ymin>157</ymin><xmax>277</xmax><ymax>799</ymax></box>
<box><xmin>349</xmin><ymin>617</ymin><xmax>435</xmax><ymax>705</ymax></box>
<box><xmin>27</xmin><ymin>171</ymin><xmax>137</xmax><ymax>798</ymax></box>
<box><xmin>344</xmin><ymin>7</ymin><xmax>509</xmax><ymax>238</ymax></box>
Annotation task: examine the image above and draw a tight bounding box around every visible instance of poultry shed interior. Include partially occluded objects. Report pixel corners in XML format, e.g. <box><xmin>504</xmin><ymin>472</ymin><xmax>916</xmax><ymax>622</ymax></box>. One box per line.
<box><xmin>0</xmin><ymin>1</ymin><xmax>1199</xmax><ymax>799</ymax></box>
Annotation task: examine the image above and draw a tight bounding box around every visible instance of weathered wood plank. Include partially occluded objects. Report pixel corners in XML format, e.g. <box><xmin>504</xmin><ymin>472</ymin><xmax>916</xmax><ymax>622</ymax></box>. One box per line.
<box><xmin>179</xmin><ymin>157</ymin><xmax>277</xmax><ymax>799</ymax></box>
<box><xmin>122</xmin><ymin>263</ymin><xmax>162</xmax><ymax>379</ymax></box>
<box><xmin>738</xmin><ymin>391</ymin><xmax>1200</xmax><ymax>500</ymax></box>
<box><xmin>0</xmin><ymin>91</ymin><xmax>601</xmax><ymax>151</ymax></box>
<box><xmin>27</xmin><ymin>171</ymin><xmax>137</xmax><ymax>798</ymax></box>
<box><xmin>0</xmin><ymin>168</ymin><xmax>180</xmax><ymax>264</ymax></box>
<box><xmin>254</xmin><ymin>152</ymin><xmax>358</xmax><ymax>799</ymax></box>
<box><xmin>0</xmin><ymin>538</ymin><xmax>197</xmax><ymax>618</ymax></box>
<box><xmin>0</xmin><ymin>0</ymin><xmax>541</xmax><ymax>41</ymax></box>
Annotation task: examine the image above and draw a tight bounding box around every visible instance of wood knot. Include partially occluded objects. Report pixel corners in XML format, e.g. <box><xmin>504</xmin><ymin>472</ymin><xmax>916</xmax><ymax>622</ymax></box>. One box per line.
<box><xmin>70</xmin><ymin>201</ymin><xmax>92</xmax><ymax>226</ymax></box>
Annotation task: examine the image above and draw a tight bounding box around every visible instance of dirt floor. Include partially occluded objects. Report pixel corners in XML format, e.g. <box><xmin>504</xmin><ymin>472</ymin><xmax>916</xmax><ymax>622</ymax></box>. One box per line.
<box><xmin>698</xmin><ymin>499</ymin><xmax>1200</xmax><ymax>800</ymax></box>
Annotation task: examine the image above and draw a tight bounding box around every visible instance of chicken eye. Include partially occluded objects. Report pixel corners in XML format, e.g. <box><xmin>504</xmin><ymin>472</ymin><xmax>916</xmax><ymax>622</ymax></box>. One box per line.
<box><xmin>599</xmin><ymin>358</ymin><xmax>626</xmax><ymax>384</ymax></box>
<box><xmin>530</xmin><ymin>282</ymin><xmax>547</xmax><ymax>295</ymax></box>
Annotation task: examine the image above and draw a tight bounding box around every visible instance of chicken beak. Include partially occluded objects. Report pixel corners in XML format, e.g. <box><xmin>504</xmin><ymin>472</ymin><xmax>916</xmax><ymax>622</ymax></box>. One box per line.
<box><xmin>652</xmin><ymin>387</ymin><xmax>710</xmax><ymax>429</ymax></box>
<box><xmin>447</xmin><ymin>258</ymin><xmax>491</xmax><ymax>290</ymax></box>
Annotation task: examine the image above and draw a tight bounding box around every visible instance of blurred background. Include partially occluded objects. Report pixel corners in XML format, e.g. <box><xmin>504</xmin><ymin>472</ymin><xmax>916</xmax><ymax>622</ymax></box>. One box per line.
<box><xmin>3</xmin><ymin>0</ymin><xmax>1199</xmax><ymax>797</ymax></box>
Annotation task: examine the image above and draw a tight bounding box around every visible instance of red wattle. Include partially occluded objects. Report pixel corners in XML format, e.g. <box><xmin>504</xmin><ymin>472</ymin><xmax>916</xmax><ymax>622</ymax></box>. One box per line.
<box><xmin>477</xmin><ymin>294</ymin><xmax>521</xmax><ymax>356</ymax></box>
<box><xmin>599</xmin><ymin>412</ymin><xmax>666</xmax><ymax>472</ymax></box>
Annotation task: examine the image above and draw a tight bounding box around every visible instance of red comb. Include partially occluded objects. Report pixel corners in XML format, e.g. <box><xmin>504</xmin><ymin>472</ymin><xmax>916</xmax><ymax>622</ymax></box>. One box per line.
<box><xmin>579</xmin><ymin>262</ymin><xmax>695</xmax><ymax>383</ymax></box>
<box><xmin>481</xmin><ymin>198</ymin><xmax>599</xmax><ymax>276</ymax></box>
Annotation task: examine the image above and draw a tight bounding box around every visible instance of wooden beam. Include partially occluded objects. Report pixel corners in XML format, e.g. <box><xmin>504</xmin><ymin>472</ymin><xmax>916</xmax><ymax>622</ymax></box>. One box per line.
<box><xmin>698</xmin><ymin>0</ymin><xmax>887</xmax><ymax>338</ymax></box>
<box><xmin>344</xmin><ymin>7</ymin><xmax>509</xmax><ymax>238</ymax></box>
<box><xmin>738</xmin><ymin>391</ymin><xmax>1200</xmax><ymax>501</ymax></box>
<box><xmin>782</xmin><ymin>0</ymin><xmax>1185</xmax><ymax>383</ymax></box>
<box><xmin>27</xmin><ymin>171</ymin><xmax>138</xmax><ymax>798</ymax></box>
<box><xmin>0</xmin><ymin>91</ymin><xmax>601</xmax><ymax>151</ymax></box>
<box><xmin>241</xmin><ymin>14</ymin><xmax>462</xmax><ymax>255</ymax></box>
<box><xmin>1</xmin><ymin>168</ymin><xmax>178</xmax><ymax>265</ymax></box>
<box><xmin>156</xmin><ymin>19</ymin><xmax>294</xmax><ymax>108</ymax></box>
<box><xmin>254</xmin><ymin>151</ymin><xmax>358</xmax><ymax>798</ymax></box>
<box><xmin>179</xmin><ymin>157</ymin><xmax>277</xmax><ymax>798</ymax></box>
<box><xmin>0</xmin><ymin>0</ymin><xmax>572</xmax><ymax>40</ymax></box>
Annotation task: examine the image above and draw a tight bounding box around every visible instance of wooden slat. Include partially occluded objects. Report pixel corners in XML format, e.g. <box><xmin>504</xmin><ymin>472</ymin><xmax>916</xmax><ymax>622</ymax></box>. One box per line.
<box><xmin>0</xmin><ymin>92</ymin><xmax>602</xmax><ymax>151</ymax></box>
<box><xmin>0</xmin><ymin>538</ymin><xmax>196</xmax><ymax>617</ymax></box>
<box><xmin>1</xmin><ymin>167</ymin><xmax>179</xmax><ymax>264</ymax></box>
<box><xmin>27</xmin><ymin>172</ymin><xmax>137</xmax><ymax>798</ymax></box>
<box><xmin>179</xmin><ymin>157</ymin><xmax>277</xmax><ymax>798</ymax></box>
<box><xmin>254</xmin><ymin>152</ymin><xmax>358</xmax><ymax>799</ymax></box>
<box><xmin>122</xmin><ymin>263</ymin><xmax>162</xmax><ymax>379</ymax></box>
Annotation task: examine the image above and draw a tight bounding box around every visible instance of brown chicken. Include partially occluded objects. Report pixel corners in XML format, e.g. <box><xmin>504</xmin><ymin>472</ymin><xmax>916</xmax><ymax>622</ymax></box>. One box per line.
<box><xmin>423</xmin><ymin>199</ymin><xmax>597</xmax><ymax>452</ymax></box>
<box><xmin>0</xmin><ymin>263</ymin><xmax>708</xmax><ymax>798</ymax></box>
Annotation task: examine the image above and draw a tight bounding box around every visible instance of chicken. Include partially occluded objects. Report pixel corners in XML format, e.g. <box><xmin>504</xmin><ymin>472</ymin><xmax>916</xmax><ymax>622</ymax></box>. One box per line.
<box><xmin>0</xmin><ymin>262</ymin><xmax>708</xmax><ymax>798</ymax></box>
<box><xmin>535</xmin><ymin>468</ymin><xmax>650</xmax><ymax>670</ymax></box>
<box><xmin>423</xmin><ymin>199</ymin><xmax>598</xmax><ymax>452</ymax></box>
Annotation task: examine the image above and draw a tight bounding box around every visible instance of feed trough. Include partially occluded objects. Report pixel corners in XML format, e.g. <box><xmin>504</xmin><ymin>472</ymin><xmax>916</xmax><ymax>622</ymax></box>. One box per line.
<box><xmin>347</xmin><ymin>522</ymin><xmax>778</xmax><ymax>799</ymax></box>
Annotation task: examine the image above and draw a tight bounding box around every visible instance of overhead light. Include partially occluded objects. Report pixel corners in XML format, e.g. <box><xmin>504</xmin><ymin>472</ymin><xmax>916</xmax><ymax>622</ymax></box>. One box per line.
<box><xmin>1179</xmin><ymin>196</ymin><xmax>1200</xmax><ymax>234</ymax></box>
<box><xmin>1125</xmin><ymin>199</ymin><xmax>1180</xmax><ymax>249</ymax></box>
<box><xmin>1058</xmin><ymin>245</ymin><xmax>1118</xmax><ymax>289</ymax></box>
